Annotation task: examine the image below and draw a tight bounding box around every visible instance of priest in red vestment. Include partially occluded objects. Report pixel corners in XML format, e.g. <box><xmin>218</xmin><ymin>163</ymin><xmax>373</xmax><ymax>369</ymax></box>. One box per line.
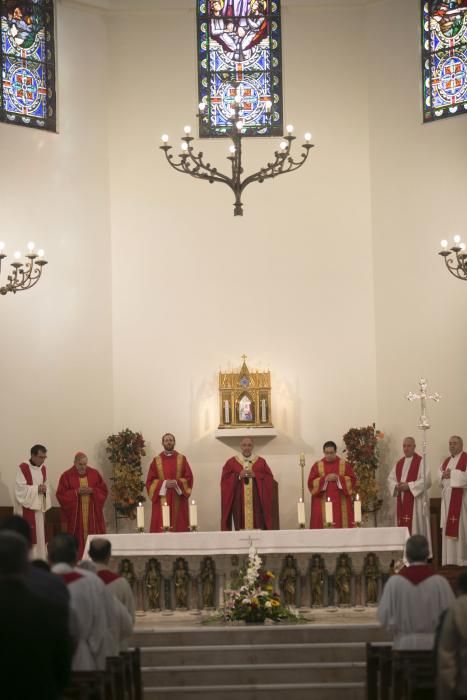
<box><xmin>56</xmin><ymin>452</ymin><xmax>108</xmax><ymax>559</ymax></box>
<box><xmin>221</xmin><ymin>437</ymin><xmax>274</xmax><ymax>530</ymax></box>
<box><xmin>308</xmin><ymin>440</ymin><xmax>357</xmax><ymax>528</ymax></box>
<box><xmin>145</xmin><ymin>433</ymin><xmax>194</xmax><ymax>532</ymax></box>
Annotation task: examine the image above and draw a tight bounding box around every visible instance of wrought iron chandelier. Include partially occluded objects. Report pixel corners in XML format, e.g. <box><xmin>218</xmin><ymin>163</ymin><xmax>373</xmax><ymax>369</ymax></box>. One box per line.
<box><xmin>439</xmin><ymin>235</ymin><xmax>467</xmax><ymax>281</ymax></box>
<box><xmin>160</xmin><ymin>95</ymin><xmax>314</xmax><ymax>216</ymax></box>
<box><xmin>0</xmin><ymin>241</ymin><xmax>48</xmax><ymax>296</ymax></box>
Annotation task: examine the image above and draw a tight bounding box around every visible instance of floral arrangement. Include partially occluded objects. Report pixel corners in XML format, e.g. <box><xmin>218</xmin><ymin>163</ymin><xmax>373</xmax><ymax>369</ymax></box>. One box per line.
<box><xmin>343</xmin><ymin>423</ymin><xmax>384</xmax><ymax>512</ymax></box>
<box><xmin>106</xmin><ymin>428</ymin><xmax>146</xmax><ymax>518</ymax></box>
<box><xmin>222</xmin><ymin>547</ymin><xmax>299</xmax><ymax>623</ymax></box>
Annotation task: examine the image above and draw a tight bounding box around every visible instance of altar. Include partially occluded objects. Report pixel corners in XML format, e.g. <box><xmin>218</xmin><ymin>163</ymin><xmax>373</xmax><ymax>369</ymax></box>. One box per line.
<box><xmin>85</xmin><ymin>527</ymin><xmax>409</xmax><ymax>610</ymax></box>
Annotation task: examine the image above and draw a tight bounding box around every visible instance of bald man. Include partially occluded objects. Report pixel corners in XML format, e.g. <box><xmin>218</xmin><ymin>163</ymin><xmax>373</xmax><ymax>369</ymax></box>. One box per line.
<box><xmin>388</xmin><ymin>437</ymin><xmax>432</xmax><ymax>554</ymax></box>
<box><xmin>439</xmin><ymin>435</ymin><xmax>467</xmax><ymax>566</ymax></box>
<box><xmin>57</xmin><ymin>453</ymin><xmax>108</xmax><ymax>559</ymax></box>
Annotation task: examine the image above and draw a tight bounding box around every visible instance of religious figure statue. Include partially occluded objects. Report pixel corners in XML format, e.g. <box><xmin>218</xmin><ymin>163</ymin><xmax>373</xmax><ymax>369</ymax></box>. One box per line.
<box><xmin>335</xmin><ymin>554</ymin><xmax>352</xmax><ymax>606</ymax></box>
<box><xmin>119</xmin><ymin>558</ymin><xmax>136</xmax><ymax>590</ymax></box>
<box><xmin>145</xmin><ymin>558</ymin><xmax>162</xmax><ymax>610</ymax></box>
<box><xmin>229</xmin><ymin>554</ymin><xmax>243</xmax><ymax>589</ymax></box>
<box><xmin>279</xmin><ymin>555</ymin><xmax>297</xmax><ymax>606</ymax></box>
<box><xmin>173</xmin><ymin>558</ymin><xmax>189</xmax><ymax>608</ymax></box>
<box><xmin>200</xmin><ymin>557</ymin><xmax>216</xmax><ymax>609</ymax></box>
<box><xmin>310</xmin><ymin>555</ymin><xmax>325</xmax><ymax>607</ymax></box>
<box><xmin>364</xmin><ymin>553</ymin><xmax>379</xmax><ymax>605</ymax></box>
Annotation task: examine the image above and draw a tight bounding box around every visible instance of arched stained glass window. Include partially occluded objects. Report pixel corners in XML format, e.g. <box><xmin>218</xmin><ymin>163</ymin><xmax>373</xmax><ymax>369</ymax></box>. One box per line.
<box><xmin>1</xmin><ymin>0</ymin><xmax>56</xmax><ymax>131</ymax></box>
<box><xmin>197</xmin><ymin>0</ymin><xmax>283</xmax><ymax>137</ymax></box>
<box><xmin>422</xmin><ymin>1</ymin><xmax>467</xmax><ymax>122</ymax></box>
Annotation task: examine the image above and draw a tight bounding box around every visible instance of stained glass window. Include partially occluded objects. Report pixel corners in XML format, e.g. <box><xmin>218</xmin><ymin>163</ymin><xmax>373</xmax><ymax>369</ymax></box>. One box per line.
<box><xmin>197</xmin><ymin>0</ymin><xmax>283</xmax><ymax>137</ymax></box>
<box><xmin>1</xmin><ymin>0</ymin><xmax>56</xmax><ymax>131</ymax></box>
<box><xmin>422</xmin><ymin>1</ymin><xmax>467</xmax><ymax>122</ymax></box>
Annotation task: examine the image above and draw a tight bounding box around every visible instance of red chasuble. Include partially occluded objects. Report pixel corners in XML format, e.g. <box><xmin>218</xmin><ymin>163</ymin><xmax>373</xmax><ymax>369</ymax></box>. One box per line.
<box><xmin>18</xmin><ymin>462</ymin><xmax>47</xmax><ymax>545</ymax></box>
<box><xmin>395</xmin><ymin>453</ymin><xmax>422</xmax><ymax>533</ymax></box>
<box><xmin>441</xmin><ymin>451</ymin><xmax>467</xmax><ymax>538</ymax></box>
<box><xmin>145</xmin><ymin>451</ymin><xmax>193</xmax><ymax>533</ymax></box>
<box><xmin>308</xmin><ymin>457</ymin><xmax>356</xmax><ymax>529</ymax></box>
<box><xmin>56</xmin><ymin>465</ymin><xmax>108</xmax><ymax>559</ymax></box>
<box><xmin>220</xmin><ymin>456</ymin><xmax>274</xmax><ymax>531</ymax></box>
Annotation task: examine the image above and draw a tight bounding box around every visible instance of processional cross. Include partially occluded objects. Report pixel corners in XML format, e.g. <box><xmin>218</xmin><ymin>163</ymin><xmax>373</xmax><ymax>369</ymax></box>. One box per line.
<box><xmin>406</xmin><ymin>378</ymin><xmax>441</xmax><ymax>535</ymax></box>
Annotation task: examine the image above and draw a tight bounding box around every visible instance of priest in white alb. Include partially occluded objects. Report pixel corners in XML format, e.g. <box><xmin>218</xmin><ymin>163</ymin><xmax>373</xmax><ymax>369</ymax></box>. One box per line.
<box><xmin>439</xmin><ymin>435</ymin><xmax>467</xmax><ymax>566</ymax></box>
<box><xmin>14</xmin><ymin>444</ymin><xmax>52</xmax><ymax>560</ymax></box>
<box><xmin>378</xmin><ymin>535</ymin><xmax>454</xmax><ymax>649</ymax></box>
<box><xmin>387</xmin><ymin>437</ymin><xmax>432</xmax><ymax>555</ymax></box>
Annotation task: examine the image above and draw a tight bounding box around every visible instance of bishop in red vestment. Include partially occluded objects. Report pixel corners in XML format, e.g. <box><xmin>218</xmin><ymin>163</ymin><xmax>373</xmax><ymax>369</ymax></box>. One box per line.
<box><xmin>145</xmin><ymin>433</ymin><xmax>194</xmax><ymax>532</ymax></box>
<box><xmin>56</xmin><ymin>452</ymin><xmax>108</xmax><ymax>559</ymax></box>
<box><xmin>221</xmin><ymin>437</ymin><xmax>274</xmax><ymax>530</ymax></box>
<box><xmin>308</xmin><ymin>440</ymin><xmax>357</xmax><ymax>529</ymax></box>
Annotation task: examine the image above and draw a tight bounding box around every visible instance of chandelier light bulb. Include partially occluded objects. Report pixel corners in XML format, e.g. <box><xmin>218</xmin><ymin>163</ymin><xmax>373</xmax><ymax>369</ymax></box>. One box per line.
<box><xmin>14</xmin><ymin>251</ymin><xmax>21</xmax><ymax>260</ymax></box>
<box><xmin>453</xmin><ymin>234</ymin><xmax>461</xmax><ymax>244</ymax></box>
<box><xmin>280</xmin><ymin>141</ymin><xmax>288</xmax><ymax>150</ymax></box>
<box><xmin>0</xmin><ymin>241</ymin><xmax>5</xmax><ymax>252</ymax></box>
<box><xmin>183</xmin><ymin>125</ymin><xmax>192</xmax><ymax>135</ymax></box>
<box><xmin>27</xmin><ymin>241</ymin><xmax>35</xmax><ymax>252</ymax></box>
<box><xmin>161</xmin><ymin>134</ymin><xmax>169</xmax><ymax>143</ymax></box>
<box><xmin>461</xmin><ymin>243</ymin><xmax>466</xmax><ymax>251</ymax></box>
<box><xmin>229</xmin><ymin>144</ymin><xmax>236</xmax><ymax>154</ymax></box>
<box><xmin>304</xmin><ymin>132</ymin><xmax>312</xmax><ymax>142</ymax></box>
<box><xmin>440</xmin><ymin>239</ymin><xmax>448</xmax><ymax>248</ymax></box>
<box><xmin>286</xmin><ymin>124</ymin><xmax>294</xmax><ymax>133</ymax></box>
<box><xmin>236</xmin><ymin>120</ymin><xmax>244</xmax><ymax>130</ymax></box>
<box><xmin>181</xmin><ymin>141</ymin><xmax>188</xmax><ymax>151</ymax></box>
<box><xmin>198</xmin><ymin>102</ymin><xmax>205</xmax><ymax>112</ymax></box>
<box><xmin>37</xmin><ymin>249</ymin><xmax>45</xmax><ymax>257</ymax></box>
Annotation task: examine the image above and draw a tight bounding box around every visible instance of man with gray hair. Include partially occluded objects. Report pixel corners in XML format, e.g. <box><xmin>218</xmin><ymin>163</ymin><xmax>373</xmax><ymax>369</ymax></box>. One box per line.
<box><xmin>439</xmin><ymin>435</ymin><xmax>467</xmax><ymax>566</ymax></box>
<box><xmin>378</xmin><ymin>535</ymin><xmax>454</xmax><ymax>649</ymax></box>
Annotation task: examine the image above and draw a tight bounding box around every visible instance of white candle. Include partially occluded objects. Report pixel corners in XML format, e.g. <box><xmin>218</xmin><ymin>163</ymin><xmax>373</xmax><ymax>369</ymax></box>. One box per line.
<box><xmin>136</xmin><ymin>503</ymin><xmax>145</xmax><ymax>529</ymax></box>
<box><xmin>189</xmin><ymin>499</ymin><xmax>198</xmax><ymax>528</ymax></box>
<box><xmin>224</xmin><ymin>400</ymin><xmax>230</xmax><ymax>424</ymax></box>
<box><xmin>162</xmin><ymin>503</ymin><xmax>170</xmax><ymax>529</ymax></box>
<box><xmin>325</xmin><ymin>497</ymin><xmax>333</xmax><ymax>525</ymax></box>
<box><xmin>354</xmin><ymin>494</ymin><xmax>362</xmax><ymax>524</ymax></box>
<box><xmin>261</xmin><ymin>399</ymin><xmax>266</xmax><ymax>422</ymax></box>
<box><xmin>297</xmin><ymin>497</ymin><xmax>306</xmax><ymax>526</ymax></box>
<box><xmin>299</xmin><ymin>452</ymin><xmax>305</xmax><ymax>466</ymax></box>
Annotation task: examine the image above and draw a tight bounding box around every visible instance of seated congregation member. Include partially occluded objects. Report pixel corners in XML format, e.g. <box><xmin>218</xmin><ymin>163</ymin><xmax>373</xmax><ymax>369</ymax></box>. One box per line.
<box><xmin>14</xmin><ymin>443</ymin><xmax>51</xmax><ymax>560</ymax></box>
<box><xmin>221</xmin><ymin>437</ymin><xmax>274</xmax><ymax>530</ymax></box>
<box><xmin>89</xmin><ymin>537</ymin><xmax>136</xmax><ymax>622</ymax></box>
<box><xmin>378</xmin><ymin>534</ymin><xmax>454</xmax><ymax>649</ymax></box>
<box><xmin>308</xmin><ymin>440</ymin><xmax>357</xmax><ymax>528</ymax></box>
<box><xmin>145</xmin><ymin>433</ymin><xmax>194</xmax><ymax>532</ymax></box>
<box><xmin>0</xmin><ymin>531</ymin><xmax>72</xmax><ymax>700</ymax></box>
<box><xmin>437</xmin><ymin>572</ymin><xmax>467</xmax><ymax>700</ymax></box>
<box><xmin>49</xmin><ymin>534</ymin><xmax>108</xmax><ymax>671</ymax></box>
<box><xmin>56</xmin><ymin>452</ymin><xmax>108</xmax><ymax>559</ymax></box>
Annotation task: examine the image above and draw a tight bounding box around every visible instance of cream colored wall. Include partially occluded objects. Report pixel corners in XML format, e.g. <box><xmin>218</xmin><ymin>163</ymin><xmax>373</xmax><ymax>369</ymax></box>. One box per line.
<box><xmin>107</xmin><ymin>1</ymin><xmax>377</xmax><ymax>531</ymax></box>
<box><xmin>0</xmin><ymin>2</ymin><xmax>114</xmax><ymax>506</ymax></box>
<box><xmin>367</xmin><ymin>0</ymin><xmax>467</xmax><ymax>521</ymax></box>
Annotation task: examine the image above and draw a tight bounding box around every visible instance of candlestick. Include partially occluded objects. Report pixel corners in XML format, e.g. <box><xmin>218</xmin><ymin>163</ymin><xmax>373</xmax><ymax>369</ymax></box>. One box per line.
<box><xmin>136</xmin><ymin>503</ymin><xmax>145</xmax><ymax>532</ymax></box>
<box><xmin>189</xmin><ymin>499</ymin><xmax>198</xmax><ymax>531</ymax></box>
<box><xmin>162</xmin><ymin>502</ymin><xmax>171</xmax><ymax>531</ymax></box>
<box><xmin>325</xmin><ymin>497</ymin><xmax>333</xmax><ymax>527</ymax></box>
<box><xmin>353</xmin><ymin>494</ymin><xmax>362</xmax><ymax>526</ymax></box>
<box><xmin>261</xmin><ymin>398</ymin><xmax>267</xmax><ymax>423</ymax></box>
<box><xmin>297</xmin><ymin>497</ymin><xmax>306</xmax><ymax>528</ymax></box>
<box><xmin>224</xmin><ymin>399</ymin><xmax>230</xmax><ymax>424</ymax></box>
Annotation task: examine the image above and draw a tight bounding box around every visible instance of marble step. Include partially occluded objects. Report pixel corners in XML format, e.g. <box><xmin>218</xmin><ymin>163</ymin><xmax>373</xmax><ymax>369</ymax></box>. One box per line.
<box><xmin>132</xmin><ymin>622</ymin><xmax>388</xmax><ymax>648</ymax></box>
<box><xmin>142</xmin><ymin>660</ymin><xmax>366</xmax><ymax>686</ymax></box>
<box><xmin>141</xmin><ymin>641</ymin><xmax>366</xmax><ymax>665</ymax></box>
<box><xmin>143</xmin><ymin>681</ymin><xmax>366</xmax><ymax>700</ymax></box>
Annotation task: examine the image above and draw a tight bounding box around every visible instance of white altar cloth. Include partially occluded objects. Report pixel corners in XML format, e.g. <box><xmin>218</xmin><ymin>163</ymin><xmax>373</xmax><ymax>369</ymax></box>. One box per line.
<box><xmin>84</xmin><ymin>527</ymin><xmax>409</xmax><ymax>559</ymax></box>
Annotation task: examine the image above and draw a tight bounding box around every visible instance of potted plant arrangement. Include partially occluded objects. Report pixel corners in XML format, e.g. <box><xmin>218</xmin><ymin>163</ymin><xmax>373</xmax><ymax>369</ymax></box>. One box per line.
<box><xmin>343</xmin><ymin>423</ymin><xmax>384</xmax><ymax>516</ymax></box>
<box><xmin>106</xmin><ymin>428</ymin><xmax>146</xmax><ymax>519</ymax></box>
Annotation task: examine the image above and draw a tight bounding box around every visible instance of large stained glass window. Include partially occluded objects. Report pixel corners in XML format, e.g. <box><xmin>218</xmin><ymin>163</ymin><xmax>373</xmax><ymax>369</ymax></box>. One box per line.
<box><xmin>197</xmin><ymin>0</ymin><xmax>283</xmax><ymax>137</ymax></box>
<box><xmin>422</xmin><ymin>1</ymin><xmax>467</xmax><ymax>122</ymax></box>
<box><xmin>1</xmin><ymin>0</ymin><xmax>56</xmax><ymax>131</ymax></box>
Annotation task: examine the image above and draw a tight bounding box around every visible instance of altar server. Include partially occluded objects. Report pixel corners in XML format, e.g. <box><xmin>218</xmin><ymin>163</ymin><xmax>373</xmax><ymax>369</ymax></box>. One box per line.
<box><xmin>14</xmin><ymin>444</ymin><xmax>52</xmax><ymax>560</ymax></box>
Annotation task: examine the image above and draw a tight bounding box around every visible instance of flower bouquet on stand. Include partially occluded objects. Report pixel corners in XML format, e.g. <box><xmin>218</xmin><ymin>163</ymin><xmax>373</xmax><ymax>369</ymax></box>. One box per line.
<box><xmin>106</xmin><ymin>428</ymin><xmax>146</xmax><ymax>519</ymax></box>
<box><xmin>221</xmin><ymin>546</ymin><xmax>299</xmax><ymax>624</ymax></box>
<box><xmin>343</xmin><ymin>423</ymin><xmax>384</xmax><ymax>521</ymax></box>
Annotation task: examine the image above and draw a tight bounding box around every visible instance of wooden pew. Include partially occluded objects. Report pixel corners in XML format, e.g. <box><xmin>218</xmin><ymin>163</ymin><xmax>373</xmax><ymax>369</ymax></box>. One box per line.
<box><xmin>121</xmin><ymin>648</ymin><xmax>142</xmax><ymax>700</ymax></box>
<box><xmin>391</xmin><ymin>649</ymin><xmax>435</xmax><ymax>700</ymax></box>
<box><xmin>366</xmin><ymin>642</ymin><xmax>393</xmax><ymax>700</ymax></box>
<box><xmin>63</xmin><ymin>670</ymin><xmax>110</xmax><ymax>699</ymax></box>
